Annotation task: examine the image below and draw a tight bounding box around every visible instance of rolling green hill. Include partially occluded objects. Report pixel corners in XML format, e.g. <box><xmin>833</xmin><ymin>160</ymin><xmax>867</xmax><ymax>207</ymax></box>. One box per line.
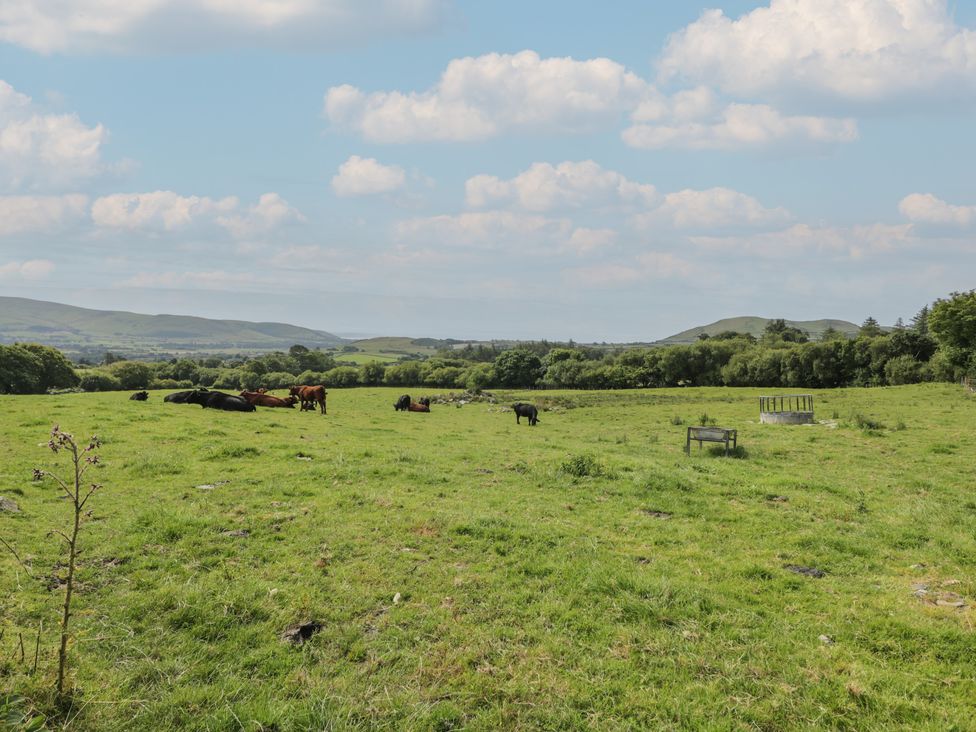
<box><xmin>0</xmin><ymin>297</ymin><xmax>345</xmax><ymax>357</ymax></box>
<box><xmin>660</xmin><ymin>316</ymin><xmax>863</xmax><ymax>344</ymax></box>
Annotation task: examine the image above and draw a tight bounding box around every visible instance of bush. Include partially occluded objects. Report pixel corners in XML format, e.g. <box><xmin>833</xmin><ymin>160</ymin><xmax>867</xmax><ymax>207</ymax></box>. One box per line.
<box><xmin>109</xmin><ymin>361</ymin><xmax>152</xmax><ymax>389</ymax></box>
<box><xmin>559</xmin><ymin>454</ymin><xmax>605</xmax><ymax>478</ymax></box>
<box><xmin>324</xmin><ymin>366</ymin><xmax>361</xmax><ymax>387</ymax></box>
<box><xmin>884</xmin><ymin>354</ymin><xmax>925</xmax><ymax>385</ymax></box>
<box><xmin>79</xmin><ymin>372</ymin><xmax>122</xmax><ymax>392</ymax></box>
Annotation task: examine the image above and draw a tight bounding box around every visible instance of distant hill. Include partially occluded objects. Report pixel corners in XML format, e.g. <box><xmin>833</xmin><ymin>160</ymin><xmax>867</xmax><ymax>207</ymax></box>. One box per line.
<box><xmin>660</xmin><ymin>317</ymin><xmax>863</xmax><ymax>344</ymax></box>
<box><xmin>0</xmin><ymin>297</ymin><xmax>345</xmax><ymax>357</ymax></box>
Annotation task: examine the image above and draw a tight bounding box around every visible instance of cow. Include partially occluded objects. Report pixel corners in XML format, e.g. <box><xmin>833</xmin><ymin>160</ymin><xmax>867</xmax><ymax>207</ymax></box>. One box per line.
<box><xmin>129</xmin><ymin>391</ymin><xmax>149</xmax><ymax>401</ymax></box>
<box><xmin>239</xmin><ymin>391</ymin><xmax>297</xmax><ymax>408</ymax></box>
<box><xmin>408</xmin><ymin>402</ymin><xmax>430</xmax><ymax>413</ymax></box>
<box><xmin>394</xmin><ymin>394</ymin><xmax>411</xmax><ymax>411</ymax></box>
<box><xmin>289</xmin><ymin>385</ymin><xmax>327</xmax><ymax>414</ymax></box>
<box><xmin>512</xmin><ymin>402</ymin><xmax>539</xmax><ymax>426</ymax></box>
<box><xmin>186</xmin><ymin>389</ymin><xmax>256</xmax><ymax>412</ymax></box>
<box><xmin>418</xmin><ymin>397</ymin><xmax>431</xmax><ymax>407</ymax></box>
<box><xmin>164</xmin><ymin>388</ymin><xmax>208</xmax><ymax>404</ymax></box>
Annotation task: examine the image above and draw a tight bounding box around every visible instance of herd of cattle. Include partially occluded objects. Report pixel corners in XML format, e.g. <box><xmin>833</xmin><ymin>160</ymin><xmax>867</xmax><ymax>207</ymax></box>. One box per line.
<box><xmin>132</xmin><ymin>386</ymin><xmax>541</xmax><ymax>425</ymax></box>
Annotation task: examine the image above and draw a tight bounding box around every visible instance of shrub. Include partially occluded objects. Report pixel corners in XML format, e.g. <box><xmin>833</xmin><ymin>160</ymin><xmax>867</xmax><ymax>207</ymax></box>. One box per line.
<box><xmin>78</xmin><ymin>372</ymin><xmax>122</xmax><ymax>392</ymax></box>
<box><xmin>109</xmin><ymin>361</ymin><xmax>152</xmax><ymax>389</ymax></box>
<box><xmin>559</xmin><ymin>454</ymin><xmax>605</xmax><ymax>478</ymax></box>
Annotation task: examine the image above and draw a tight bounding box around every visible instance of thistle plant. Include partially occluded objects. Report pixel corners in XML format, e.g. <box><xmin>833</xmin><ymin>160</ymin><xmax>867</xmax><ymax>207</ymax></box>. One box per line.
<box><xmin>32</xmin><ymin>425</ymin><xmax>102</xmax><ymax>698</ymax></box>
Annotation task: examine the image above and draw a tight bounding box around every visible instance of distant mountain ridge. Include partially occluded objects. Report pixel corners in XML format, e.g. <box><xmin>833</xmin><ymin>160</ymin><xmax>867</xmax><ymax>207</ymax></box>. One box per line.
<box><xmin>660</xmin><ymin>316</ymin><xmax>862</xmax><ymax>344</ymax></box>
<box><xmin>0</xmin><ymin>297</ymin><xmax>345</xmax><ymax>357</ymax></box>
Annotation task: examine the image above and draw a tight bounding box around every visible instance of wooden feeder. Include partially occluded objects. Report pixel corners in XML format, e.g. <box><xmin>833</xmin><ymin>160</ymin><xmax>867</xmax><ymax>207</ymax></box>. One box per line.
<box><xmin>759</xmin><ymin>394</ymin><xmax>814</xmax><ymax>424</ymax></box>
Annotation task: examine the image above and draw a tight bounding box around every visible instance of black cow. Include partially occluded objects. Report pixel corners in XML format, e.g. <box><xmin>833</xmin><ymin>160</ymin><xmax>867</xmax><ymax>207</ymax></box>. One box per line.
<box><xmin>186</xmin><ymin>390</ymin><xmax>255</xmax><ymax>412</ymax></box>
<box><xmin>129</xmin><ymin>391</ymin><xmax>149</xmax><ymax>401</ymax></box>
<box><xmin>394</xmin><ymin>394</ymin><xmax>411</xmax><ymax>411</ymax></box>
<box><xmin>418</xmin><ymin>397</ymin><xmax>431</xmax><ymax>407</ymax></box>
<box><xmin>513</xmin><ymin>402</ymin><xmax>539</xmax><ymax>426</ymax></box>
<box><xmin>164</xmin><ymin>388</ymin><xmax>208</xmax><ymax>404</ymax></box>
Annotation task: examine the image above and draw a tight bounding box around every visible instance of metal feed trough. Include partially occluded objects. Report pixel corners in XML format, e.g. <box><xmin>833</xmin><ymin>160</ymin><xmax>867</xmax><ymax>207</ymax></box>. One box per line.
<box><xmin>759</xmin><ymin>394</ymin><xmax>814</xmax><ymax>424</ymax></box>
<box><xmin>686</xmin><ymin>426</ymin><xmax>738</xmax><ymax>456</ymax></box>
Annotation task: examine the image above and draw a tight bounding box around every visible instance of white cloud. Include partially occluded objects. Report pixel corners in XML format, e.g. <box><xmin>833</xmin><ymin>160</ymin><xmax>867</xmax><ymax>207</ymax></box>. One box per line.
<box><xmin>217</xmin><ymin>192</ymin><xmax>305</xmax><ymax>237</ymax></box>
<box><xmin>325</xmin><ymin>50</ymin><xmax>648</xmax><ymax>142</ymax></box>
<box><xmin>0</xmin><ymin>80</ymin><xmax>108</xmax><ymax>189</ymax></box>
<box><xmin>623</xmin><ymin>103</ymin><xmax>857</xmax><ymax>150</ymax></box>
<box><xmin>899</xmin><ymin>193</ymin><xmax>976</xmax><ymax>227</ymax></box>
<box><xmin>689</xmin><ymin>222</ymin><xmax>915</xmax><ymax>259</ymax></box>
<box><xmin>0</xmin><ymin>194</ymin><xmax>88</xmax><ymax>235</ymax></box>
<box><xmin>91</xmin><ymin>190</ymin><xmax>237</xmax><ymax>231</ymax></box>
<box><xmin>395</xmin><ymin>211</ymin><xmax>573</xmax><ymax>251</ymax></box>
<box><xmin>659</xmin><ymin>0</ymin><xmax>976</xmax><ymax>102</ymax></box>
<box><xmin>465</xmin><ymin>160</ymin><xmax>657</xmax><ymax>212</ymax></box>
<box><xmin>0</xmin><ymin>258</ymin><xmax>55</xmax><ymax>279</ymax></box>
<box><xmin>637</xmin><ymin>187</ymin><xmax>793</xmax><ymax>229</ymax></box>
<box><xmin>331</xmin><ymin>155</ymin><xmax>406</xmax><ymax>196</ymax></box>
<box><xmin>91</xmin><ymin>190</ymin><xmax>301</xmax><ymax>238</ymax></box>
<box><xmin>563</xmin><ymin>252</ymin><xmax>695</xmax><ymax>288</ymax></box>
<box><xmin>119</xmin><ymin>269</ymin><xmax>260</xmax><ymax>290</ymax></box>
<box><xmin>0</xmin><ymin>0</ymin><xmax>451</xmax><ymax>54</ymax></box>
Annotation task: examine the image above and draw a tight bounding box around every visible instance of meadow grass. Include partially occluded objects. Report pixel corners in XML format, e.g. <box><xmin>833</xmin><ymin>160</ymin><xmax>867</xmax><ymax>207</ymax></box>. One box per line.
<box><xmin>1</xmin><ymin>384</ymin><xmax>974</xmax><ymax>730</ymax></box>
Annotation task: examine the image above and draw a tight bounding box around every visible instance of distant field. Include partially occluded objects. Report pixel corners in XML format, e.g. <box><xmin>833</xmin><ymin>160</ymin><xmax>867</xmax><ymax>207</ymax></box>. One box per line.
<box><xmin>349</xmin><ymin>336</ymin><xmax>442</xmax><ymax>357</ymax></box>
<box><xmin>1</xmin><ymin>385</ymin><xmax>974</xmax><ymax>729</ymax></box>
<box><xmin>333</xmin><ymin>352</ymin><xmax>403</xmax><ymax>365</ymax></box>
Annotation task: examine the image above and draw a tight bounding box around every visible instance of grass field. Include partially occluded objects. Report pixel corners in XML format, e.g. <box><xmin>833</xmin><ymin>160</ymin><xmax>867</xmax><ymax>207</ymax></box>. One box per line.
<box><xmin>1</xmin><ymin>384</ymin><xmax>974</xmax><ymax>730</ymax></box>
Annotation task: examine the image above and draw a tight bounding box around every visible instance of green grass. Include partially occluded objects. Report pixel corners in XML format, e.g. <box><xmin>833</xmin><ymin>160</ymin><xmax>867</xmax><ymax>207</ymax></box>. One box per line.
<box><xmin>1</xmin><ymin>384</ymin><xmax>974</xmax><ymax>730</ymax></box>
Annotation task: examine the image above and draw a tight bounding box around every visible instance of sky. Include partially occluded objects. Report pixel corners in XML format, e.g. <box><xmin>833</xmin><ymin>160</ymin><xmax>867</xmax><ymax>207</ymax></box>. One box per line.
<box><xmin>0</xmin><ymin>0</ymin><xmax>974</xmax><ymax>341</ymax></box>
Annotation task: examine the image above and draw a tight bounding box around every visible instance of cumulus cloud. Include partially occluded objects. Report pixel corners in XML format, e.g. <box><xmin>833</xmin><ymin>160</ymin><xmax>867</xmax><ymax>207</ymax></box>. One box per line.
<box><xmin>659</xmin><ymin>0</ymin><xmax>976</xmax><ymax>102</ymax></box>
<box><xmin>623</xmin><ymin>103</ymin><xmax>857</xmax><ymax>150</ymax></box>
<box><xmin>0</xmin><ymin>194</ymin><xmax>88</xmax><ymax>235</ymax></box>
<box><xmin>637</xmin><ymin>187</ymin><xmax>793</xmax><ymax>229</ymax></box>
<box><xmin>92</xmin><ymin>190</ymin><xmax>237</xmax><ymax>231</ymax></box>
<box><xmin>899</xmin><ymin>193</ymin><xmax>976</xmax><ymax>227</ymax></box>
<box><xmin>331</xmin><ymin>155</ymin><xmax>406</xmax><ymax>196</ymax></box>
<box><xmin>91</xmin><ymin>190</ymin><xmax>302</xmax><ymax>238</ymax></box>
<box><xmin>0</xmin><ymin>258</ymin><xmax>55</xmax><ymax>279</ymax></box>
<box><xmin>0</xmin><ymin>80</ymin><xmax>108</xmax><ymax>189</ymax></box>
<box><xmin>465</xmin><ymin>160</ymin><xmax>657</xmax><ymax>212</ymax></box>
<box><xmin>217</xmin><ymin>192</ymin><xmax>305</xmax><ymax>237</ymax></box>
<box><xmin>325</xmin><ymin>50</ymin><xmax>648</xmax><ymax>142</ymax></box>
<box><xmin>0</xmin><ymin>0</ymin><xmax>451</xmax><ymax>54</ymax></box>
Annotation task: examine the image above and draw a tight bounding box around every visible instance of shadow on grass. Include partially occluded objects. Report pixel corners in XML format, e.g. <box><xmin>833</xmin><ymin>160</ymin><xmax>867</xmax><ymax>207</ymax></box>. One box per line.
<box><xmin>701</xmin><ymin>445</ymin><xmax>749</xmax><ymax>459</ymax></box>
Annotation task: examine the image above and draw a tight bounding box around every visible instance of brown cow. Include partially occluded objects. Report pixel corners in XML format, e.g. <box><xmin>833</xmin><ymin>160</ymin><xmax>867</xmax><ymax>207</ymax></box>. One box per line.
<box><xmin>407</xmin><ymin>402</ymin><xmax>430</xmax><ymax>412</ymax></box>
<box><xmin>289</xmin><ymin>384</ymin><xmax>327</xmax><ymax>414</ymax></box>
<box><xmin>239</xmin><ymin>391</ymin><xmax>298</xmax><ymax>408</ymax></box>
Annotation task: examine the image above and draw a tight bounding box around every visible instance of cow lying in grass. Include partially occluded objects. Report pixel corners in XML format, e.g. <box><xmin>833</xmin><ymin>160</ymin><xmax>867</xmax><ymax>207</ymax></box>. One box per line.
<box><xmin>513</xmin><ymin>402</ymin><xmax>539</xmax><ymax>426</ymax></box>
<box><xmin>408</xmin><ymin>402</ymin><xmax>430</xmax><ymax>412</ymax></box>
<box><xmin>164</xmin><ymin>388</ymin><xmax>207</xmax><ymax>404</ymax></box>
<box><xmin>239</xmin><ymin>391</ymin><xmax>298</xmax><ymax>408</ymax></box>
<box><xmin>186</xmin><ymin>390</ymin><xmax>255</xmax><ymax>412</ymax></box>
<box><xmin>394</xmin><ymin>394</ymin><xmax>411</xmax><ymax>411</ymax></box>
<box><xmin>129</xmin><ymin>391</ymin><xmax>149</xmax><ymax>401</ymax></box>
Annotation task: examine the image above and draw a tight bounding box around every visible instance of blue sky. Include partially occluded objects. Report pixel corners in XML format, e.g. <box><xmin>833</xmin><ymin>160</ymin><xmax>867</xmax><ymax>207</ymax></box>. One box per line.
<box><xmin>1</xmin><ymin>0</ymin><xmax>974</xmax><ymax>340</ymax></box>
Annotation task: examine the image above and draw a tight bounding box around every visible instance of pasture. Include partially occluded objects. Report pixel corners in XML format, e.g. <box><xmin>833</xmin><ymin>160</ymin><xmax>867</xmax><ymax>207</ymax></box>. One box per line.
<box><xmin>1</xmin><ymin>384</ymin><xmax>974</xmax><ymax>730</ymax></box>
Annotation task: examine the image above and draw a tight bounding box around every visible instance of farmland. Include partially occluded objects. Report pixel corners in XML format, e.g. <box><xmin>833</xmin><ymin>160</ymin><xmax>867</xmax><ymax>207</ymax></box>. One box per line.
<box><xmin>1</xmin><ymin>384</ymin><xmax>974</xmax><ymax>730</ymax></box>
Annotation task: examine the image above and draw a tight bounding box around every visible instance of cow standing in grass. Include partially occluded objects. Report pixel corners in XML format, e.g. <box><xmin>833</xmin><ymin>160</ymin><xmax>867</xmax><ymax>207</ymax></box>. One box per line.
<box><xmin>290</xmin><ymin>385</ymin><xmax>327</xmax><ymax>414</ymax></box>
<box><xmin>513</xmin><ymin>403</ymin><xmax>539</xmax><ymax>426</ymax></box>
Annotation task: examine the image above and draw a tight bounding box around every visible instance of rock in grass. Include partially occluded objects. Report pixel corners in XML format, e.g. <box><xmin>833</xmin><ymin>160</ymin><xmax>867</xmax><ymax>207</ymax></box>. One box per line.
<box><xmin>0</xmin><ymin>496</ymin><xmax>20</xmax><ymax>512</ymax></box>
<box><xmin>221</xmin><ymin>529</ymin><xmax>250</xmax><ymax>538</ymax></box>
<box><xmin>281</xmin><ymin>621</ymin><xmax>322</xmax><ymax>644</ymax></box>
<box><xmin>784</xmin><ymin>564</ymin><xmax>826</xmax><ymax>578</ymax></box>
<box><xmin>819</xmin><ymin>634</ymin><xmax>835</xmax><ymax>645</ymax></box>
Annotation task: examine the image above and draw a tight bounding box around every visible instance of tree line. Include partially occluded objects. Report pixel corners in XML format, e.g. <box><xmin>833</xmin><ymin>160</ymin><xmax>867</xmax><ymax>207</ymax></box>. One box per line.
<box><xmin>2</xmin><ymin>292</ymin><xmax>975</xmax><ymax>395</ymax></box>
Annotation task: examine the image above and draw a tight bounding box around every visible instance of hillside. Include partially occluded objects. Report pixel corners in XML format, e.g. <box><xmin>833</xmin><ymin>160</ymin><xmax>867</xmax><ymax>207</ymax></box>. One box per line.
<box><xmin>0</xmin><ymin>297</ymin><xmax>345</xmax><ymax>357</ymax></box>
<box><xmin>660</xmin><ymin>316</ymin><xmax>862</xmax><ymax>344</ymax></box>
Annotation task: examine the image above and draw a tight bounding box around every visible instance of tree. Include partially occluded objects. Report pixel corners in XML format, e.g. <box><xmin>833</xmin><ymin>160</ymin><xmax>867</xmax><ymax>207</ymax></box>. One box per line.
<box><xmin>911</xmin><ymin>304</ymin><xmax>931</xmax><ymax>336</ymax></box>
<box><xmin>762</xmin><ymin>319</ymin><xmax>808</xmax><ymax>344</ymax></box>
<box><xmin>859</xmin><ymin>316</ymin><xmax>883</xmax><ymax>338</ymax></box>
<box><xmin>493</xmin><ymin>349</ymin><xmax>543</xmax><ymax>388</ymax></box>
<box><xmin>109</xmin><ymin>361</ymin><xmax>152</xmax><ymax>389</ymax></box>
<box><xmin>929</xmin><ymin>291</ymin><xmax>976</xmax><ymax>352</ymax></box>
<box><xmin>16</xmin><ymin>343</ymin><xmax>79</xmax><ymax>391</ymax></box>
<box><xmin>0</xmin><ymin>344</ymin><xmax>44</xmax><ymax>393</ymax></box>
